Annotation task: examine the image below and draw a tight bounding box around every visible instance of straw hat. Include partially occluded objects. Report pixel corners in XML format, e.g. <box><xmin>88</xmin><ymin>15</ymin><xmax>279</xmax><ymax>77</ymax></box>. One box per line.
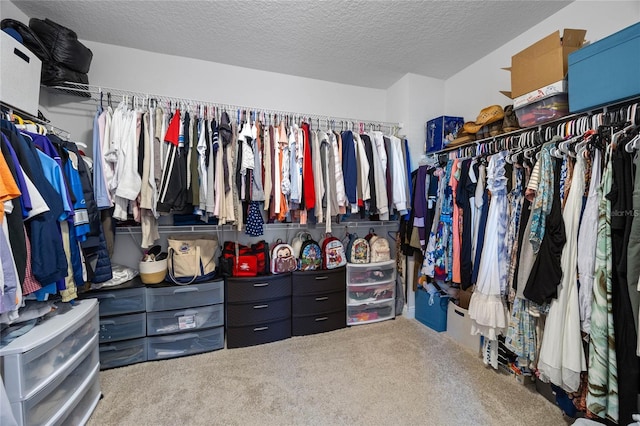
<box><xmin>448</xmin><ymin>129</ymin><xmax>476</xmax><ymax>147</ymax></box>
<box><xmin>463</xmin><ymin>105</ymin><xmax>505</xmax><ymax>134</ymax></box>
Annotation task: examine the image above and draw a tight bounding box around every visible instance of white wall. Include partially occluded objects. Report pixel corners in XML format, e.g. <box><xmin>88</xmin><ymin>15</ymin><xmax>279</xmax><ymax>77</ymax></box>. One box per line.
<box><xmin>386</xmin><ymin>73</ymin><xmax>445</xmax><ymax>169</ymax></box>
<box><xmin>445</xmin><ymin>0</ymin><xmax>640</xmax><ymax>121</ymax></box>
<box><xmin>39</xmin><ymin>40</ymin><xmax>388</xmax><ymax>146</ymax></box>
<box><xmin>386</xmin><ymin>73</ymin><xmax>444</xmax><ymax>318</ymax></box>
<box><xmin>0</xmin><ymin>1</ymin><xmax>29</xmax><ymax>23</ymax></box>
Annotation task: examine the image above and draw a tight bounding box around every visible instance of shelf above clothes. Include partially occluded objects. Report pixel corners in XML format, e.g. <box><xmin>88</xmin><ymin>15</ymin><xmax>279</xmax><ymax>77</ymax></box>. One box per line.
<box><xmin>428</xmin><ymin>94</ymin><xmax>640</xmax><ymax>161</ymax></box>
<box><xmin>114</xmin><ymin>220</ymin><xmax>399</xmax><ymax>235</ymax></box>
<box><xmin>43</xmin><ymin>82</ymin><xmax>400</xmax><ymax>133</ymax></box>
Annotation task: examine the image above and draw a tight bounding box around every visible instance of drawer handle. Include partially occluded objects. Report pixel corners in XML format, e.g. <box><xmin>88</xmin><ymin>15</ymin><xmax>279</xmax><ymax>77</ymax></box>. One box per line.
<box><xmin>253</xmin><ymin>283</ymin><xmax>269</xmax><ymax>287</ymax></box>
<box><xmin>175</xmin><ymin>310</ymin><xmax>197</xmax><ymax>317</ymax></box>
<box><xmin>315</xmin><ymin>276</ymin><xmax>329</xmax><ymax>281</ymax></box>
<box><xmin>163</xmin><ymin>333</ymin><xmax>197</xmax><ymax>341</ymax></box>
<box><xmin>253</xmin><ymin>304</ymin><xmax>268</xmax><ymax>309</ymax></box>
<box><xmin>174</xmin><ymin>287</ymin><xmax>198</xmax><ymax>294</ymax></box>
<box><xmin>315</xmin><ymin>296</ymin><xmax>329</xmax><ymax>301</ymax></box>
<box><xmin>253</xmin><ymin>326</ymin><xmax>269</xmax><ymax>332</ymax></box>
<box><xmin>101</xmin><ymin>320</ymin><xmax>116</xmax><ymax>326</ymax></box>
<box><xmin>101</xmin><ymin>346</ymin><xmax>118</xmax><ymax>352</ymax></box>
<box><xmin>100</xmin><ymin>294</ymin><xmax>117</xmax><ymax>299</ymax></box>
<box><xmin>315</xmin><ymin>317</ymin><xmax>329</xmax><ymax>322</ymax></box>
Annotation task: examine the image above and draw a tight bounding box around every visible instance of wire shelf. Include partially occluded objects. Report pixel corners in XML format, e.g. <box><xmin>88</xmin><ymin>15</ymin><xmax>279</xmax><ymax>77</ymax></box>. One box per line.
<box><xmin>44</xmin><ymin>82</ymin><xmax>400</xmax><ymax>132</ymax></box>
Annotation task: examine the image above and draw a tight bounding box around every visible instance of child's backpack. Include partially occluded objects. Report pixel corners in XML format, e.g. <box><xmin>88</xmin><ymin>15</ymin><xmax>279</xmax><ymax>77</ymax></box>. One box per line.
<box><xmin>346</xmin><ymin>233</ymin><xmax>370</xmax><ymax>264</ymax></box>
<box><xmin>321</xmin><ymin>233</ymin><xmax>347</xmax><ymax>269</ymax></box>
<box><xmin>366</xmin><ymin>228</ymin><xmax>391</xmax><ymax>263</ymax></box>
<box><xmin>271</xmin><ymin>239</ymin><xmax>297</xmax><ymax>274</ymax></box>
<box><xmin>298</xmin><ymin>234</ymin><xmax>322</xmax><ymax>271</ymax></box>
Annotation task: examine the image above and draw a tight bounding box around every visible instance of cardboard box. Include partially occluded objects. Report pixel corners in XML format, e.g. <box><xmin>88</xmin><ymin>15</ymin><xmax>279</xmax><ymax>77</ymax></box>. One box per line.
<box><xmin>426</xmin><ymin>116</ymin><xmax>464</xmax><ymax>153</ymax></box>
<box><xmin>513</xmin><ymin>80</ymin><xmax>567</xmax><ymax>109</ymax></box>
<box><xmin>569</xmin><ymin>21</ymin><xmax>640</xmax><ymax>112</ymax></box>
<box><xmin>0</xmin><ymin>31</ymin><xmax>42</xmax><ymax>115</ymax></box>
<box><xmin>504</xmin><ymin>29</ymin><xmax>585</xmax><ymax>99</ymax></box>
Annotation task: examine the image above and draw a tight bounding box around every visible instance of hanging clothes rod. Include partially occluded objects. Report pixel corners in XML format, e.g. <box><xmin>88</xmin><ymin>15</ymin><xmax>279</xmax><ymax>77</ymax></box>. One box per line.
<box><xmin>45</xmin><ymin>82</ymin><xmax>401</xmax><ymax>130</ymax></box>
<box><xmin>0</xmin><ymin>101</ymin><xmax>72</xmax><ymax>139</ymax></box>
<box><xmin>428</xmin><ymin>94</ymin><xmax>640</xmax><ymax>158</ymax></box>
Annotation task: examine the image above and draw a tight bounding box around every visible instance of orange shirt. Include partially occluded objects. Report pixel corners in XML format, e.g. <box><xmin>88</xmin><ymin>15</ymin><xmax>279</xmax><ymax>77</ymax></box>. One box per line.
<box><xmin>0</xmin><ymin>151</ymin><xmax>21</xmax><ymax>222</ymax></box>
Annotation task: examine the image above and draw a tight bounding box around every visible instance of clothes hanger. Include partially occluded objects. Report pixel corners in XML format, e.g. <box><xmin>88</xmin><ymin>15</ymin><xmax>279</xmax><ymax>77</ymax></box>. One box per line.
<box><xmin>625</xmin><ymin>132</ymin><xmax>640</xmax><ymax>152</ymax></box>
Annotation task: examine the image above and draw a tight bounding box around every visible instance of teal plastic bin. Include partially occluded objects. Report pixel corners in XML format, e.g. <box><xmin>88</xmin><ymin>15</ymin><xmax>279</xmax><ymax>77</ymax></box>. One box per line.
<box><xmin>415</xmin><ymin>287</ymin><xmax>448</xmax><ymax>332</ymax></box>
<box><xmin>568</xmin><ymin>22</ymin><xmax>640</xmax><ymax>112</ymax></box>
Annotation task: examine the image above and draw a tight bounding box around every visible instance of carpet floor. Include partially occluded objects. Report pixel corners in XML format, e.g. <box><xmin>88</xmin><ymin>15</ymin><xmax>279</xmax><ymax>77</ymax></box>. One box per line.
<box><xmin>88</xmin><ymin>316</ymin><xmax>567</xmax><ymax>426</ymax></box>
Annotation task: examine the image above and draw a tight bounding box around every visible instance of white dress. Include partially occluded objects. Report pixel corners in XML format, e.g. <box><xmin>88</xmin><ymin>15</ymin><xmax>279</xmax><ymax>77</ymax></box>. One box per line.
<box><xmin>468</xmin><ymin>152</ymin><xmax>509</xmax><ymax>341</ymax></box>
<box><xmin>538</xmin><ymin>154</ymin><xmax>587</xmax><ymax>393</ymax></box>
<box><xmin>576</xmin><ymin>150</ymin><xmax>601</xmax><ymax>334</ymax></box>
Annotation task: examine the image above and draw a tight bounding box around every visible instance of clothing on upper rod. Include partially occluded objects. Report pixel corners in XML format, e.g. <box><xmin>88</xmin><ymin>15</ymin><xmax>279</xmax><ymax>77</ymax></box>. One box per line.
<box><xmin>89</xmin><ymin>97</ymin><xmax>411</xmax><ymax>248</ymax></box>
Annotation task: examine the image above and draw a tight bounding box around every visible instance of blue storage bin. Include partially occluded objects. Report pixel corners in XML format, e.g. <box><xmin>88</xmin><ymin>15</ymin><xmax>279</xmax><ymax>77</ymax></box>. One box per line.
<box><xmin>568</xmin><ymin>22</ymin><xmax>640</xmax><ymax>112</ymax></box>
<box><xmin>415</xmin><ymin>287</ymin><xmax>448</xmax><ymax>332</ymax></box>
<box><xmin>426</xmin><ymin>116</ymin><xmax>464</xmax><ymax>153</ymax></box>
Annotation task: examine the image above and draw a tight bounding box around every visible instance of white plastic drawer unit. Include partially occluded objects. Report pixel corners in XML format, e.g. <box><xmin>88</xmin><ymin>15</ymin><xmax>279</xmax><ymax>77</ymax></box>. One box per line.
<box><xmin>146</xmin><ymin>304</ymin><xmax>224</xmax><ymax>336</ymax></box>
<box><xmin>99</xmin><ymin>312</ymin><xmax>146</xmax><ymax>342</ymax></box>
<box><xmin>146</xmin><ymin>280</ymin><xmax>224</xmax><ymax>312</ymax></box>
<box><xmin>147</xmin><ymin>326</ymin><xmax>224</xmax><ymax>360</ymax></box>
<box><xmin>99</xmin><ymin>338</ymin><xmax>147</xmax><ymax>370</ymax></box>
<box><xmin>347</xmin><ymin>300</ymin><xmax>395</xmax><ymax>325</ymax></box>
<box><xmin>92</xmin><ymin>286</ymin><xmax>146</xmax><ymax>316</ymax></box>
<box><xmin>10</xmin><ymin>344</ymin><xmax>99</xmax><ymax>426</ymax></box>
<box><xmin>346</xmin><ymin>260</ymin><xmax>396</xmax><ymax>285</ymax></box>
<box><xmin>0</xmin><ymin>299</ymin><xmax>99</xmax><ymax>402</ymax></box>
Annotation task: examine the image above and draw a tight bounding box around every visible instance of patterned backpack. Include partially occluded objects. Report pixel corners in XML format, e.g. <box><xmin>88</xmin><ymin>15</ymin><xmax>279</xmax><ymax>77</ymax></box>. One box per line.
<box><xmin>346</xmin><ymin>233</ymin><xmax>370</xmax><ymax>264</ymax></box>
<box><xmin>366</xmin><ymin>228</ymin><xmax>391</xmax><ymax>263</ymax></box>
<box><xmin>298</xmin><ymin>234</ymin><xmax>322</xmax><ymax>271</ymax></box>
<box><xmin>321</xmin><ymin>233</ymin><xmax>347</xmax><ymax>269</ymax></box>
<box><xmin>271</xmin><ymin>239</ymin><xmax>297</xmax><ymax>274</ymax></box>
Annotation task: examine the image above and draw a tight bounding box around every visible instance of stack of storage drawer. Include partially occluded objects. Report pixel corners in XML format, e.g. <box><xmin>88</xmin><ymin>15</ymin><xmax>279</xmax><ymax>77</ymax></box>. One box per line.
<box><xmin>226</xmin><ymin>274</ymin><xmax>292</xmax><ymax>348</ymax></box>
<box><xmin>145</xmin><ymin>280</ymin><xmax>225</xmax><ymax>360</ymax></box>
<box><xmin>88</xmin><ymin>278</ymin><xmax>148</xmax><ymax>369</ymax></box>
<box><xmin>0</xmin><ymin>299</ymin><xmax>101</xmax><ymax>425</ymax></box>
<box><xmin>346</xmin><ymin>260</ymin><xmax>396</xmax><ymax>325</ymax></box>
<box><xmin>292</xmin><ymin>268</ymin><xmax>346</xmax><ymax>336</ymax></box>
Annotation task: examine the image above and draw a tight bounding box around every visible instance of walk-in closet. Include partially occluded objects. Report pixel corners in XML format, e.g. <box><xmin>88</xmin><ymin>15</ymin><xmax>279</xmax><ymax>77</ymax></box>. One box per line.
<box><xmin>1</xmin><ymin>1</ymin><xmax>639</xmax><ymax>425</ymax></box>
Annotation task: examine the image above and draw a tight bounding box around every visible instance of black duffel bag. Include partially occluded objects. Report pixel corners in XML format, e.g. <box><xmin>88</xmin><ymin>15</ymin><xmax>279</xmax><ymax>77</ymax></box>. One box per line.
<box><xmin>41</xmin><ymin>61</ymin><xmax>89</xmax><ymax>87</ymax></box>
<box><xmin>29</xmin><ymin>18</ymin><xmax>93</xmax><ymax>74</ymax></box>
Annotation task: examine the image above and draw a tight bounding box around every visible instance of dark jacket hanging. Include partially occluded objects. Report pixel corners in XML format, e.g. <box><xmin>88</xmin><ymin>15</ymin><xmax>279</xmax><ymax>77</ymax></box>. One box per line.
<box><xmin>523</xmin><ymin>158</ymin><xmax>566</xmax><ymax>305</ymax></box>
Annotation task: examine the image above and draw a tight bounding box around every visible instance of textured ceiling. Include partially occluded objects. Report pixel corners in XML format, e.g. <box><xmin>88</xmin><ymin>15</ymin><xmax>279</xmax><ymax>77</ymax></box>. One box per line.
<box><xmin>9</xmin><ymin>0</ymin><xmax>573</xmax><ymax>89</ymax></box>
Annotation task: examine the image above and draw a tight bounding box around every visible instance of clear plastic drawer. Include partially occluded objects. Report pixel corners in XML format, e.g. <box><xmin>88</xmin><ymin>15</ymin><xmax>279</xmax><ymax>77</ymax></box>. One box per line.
<box><xmin>346</xmin><ymin>260</ymin><xmax>396</xmax><ymax>285</ymax></box>
<box><xmin>55</xmin><ymin>370</ymin><xmax>101</xmax><ymax>426</ymax></box>
<box><xmin>13</xmin><ymin>345</ymin><xmax>99</xmax><ymax>426</ymax></box>
<box><xmin>146</xmin><ymin>280</ymin><xmax>224</xmax><ymax>312</ymax></box>
<box><xmin>347</xmin><ymin>281</ymin><xmax>395</xmax><ymax>305</ymax></box>
<box><xmin>0</xmin><ymin>300</ymin><xmax>99</xmax><ymax>401</ymax></box>
<box><xmin>99</xmin><ymin>338</ymin><xmax>147</xmax><ymax>370</ymax></box>
<box><xmin>347</xmin><ymin>300</ymin><xmax>395</xmax><ymax>325</ymax></box>
<box><xmin>92</xmin><ymin>286</ymin><xmax>146</xmax><ymax>316</ymax></box>
<box><xmin>99</xmin><ymin>312</ymin><xmax>146</xmax><ymax>343</ymax></box>
<box><xmin>147</xmin><ymin>326</ymin><xmax>224</xmax><ymax>360</ymax></box>
<box><xmin>146</xmin><ymin>304</ymin><xmax>224</xmax><ymax>336</ymax></box>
